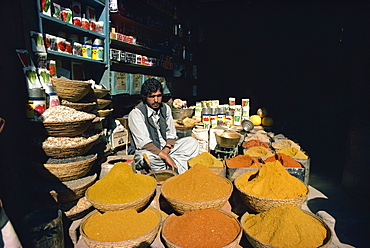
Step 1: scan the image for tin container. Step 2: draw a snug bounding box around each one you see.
[92,39,104,60]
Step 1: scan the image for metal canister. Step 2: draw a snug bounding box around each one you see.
[27,88,46,120]
[225,110,234,126]
[92,38,104,60]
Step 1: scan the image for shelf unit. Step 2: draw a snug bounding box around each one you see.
[36,0,110,83]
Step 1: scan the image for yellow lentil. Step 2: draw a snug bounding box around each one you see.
[242,205,327,248]
[162,163,231,202]
[87,162,156,203]
[83,208,159,242]
[235,160,308,199]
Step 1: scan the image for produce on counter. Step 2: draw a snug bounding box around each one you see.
[242,139,270,149]
[278,147,308,159]
[256,107,268,118]
[242,205,327,248]
[261,116,274,126]
[83,208,160,242]
[234,160,308,199]
[161,163,231,202]
[87,162,156,204]
[243,146,274,157]
[163,208,240,248]
[272,139,301,150]
[225,154,262,168]
[264,153,303,168]
[188,152,224,168]
[249,115,261,126]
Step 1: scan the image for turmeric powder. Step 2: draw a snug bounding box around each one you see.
[161,163,231,202]
[242,205,327,248]
[83,208,160,242]
[243,146,274,157]
[188,152,224,167]
[87,162,156,203]
[163,208,240,248]
[278,147,308,159]
[225,154,262,168]
[235,160,307,199]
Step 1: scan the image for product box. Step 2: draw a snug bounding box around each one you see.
[110,49,120,61]
[109,129,128,149]
[111,71,131,95]
[130,74,144,95]
[71,1,81,18]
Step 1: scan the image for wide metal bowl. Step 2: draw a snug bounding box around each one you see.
[215,131,242,148]
[171,108,194,120]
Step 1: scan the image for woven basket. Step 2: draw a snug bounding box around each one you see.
[60,196,94,221]
[241,210,333,248]
[162,209,243,248]
[43,173,97,204]
[43,116,95,137]
[42,133,101,158]
[80,206,161,248]
[97,109,113,117]
[33,154,97,182]
[234,180,308,213]
[51,77,92,102]
[61,100,97,112]
[160,176,233,214]
[85,176,157,212]
[96,99,111,110]
[93,88,110,99]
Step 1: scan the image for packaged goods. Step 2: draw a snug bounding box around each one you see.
[161,163,230,202]
[235,160,308,199]
[87,162,156,204]
[163,208,240,248]
[242,205,327,248]
[83,208,159,242]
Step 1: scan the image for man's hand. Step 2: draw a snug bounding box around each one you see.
[158,150,178,171]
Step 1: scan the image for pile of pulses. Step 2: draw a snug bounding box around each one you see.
[42,133,99,148]
[40,105,95,122]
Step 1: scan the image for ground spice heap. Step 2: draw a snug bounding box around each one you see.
[226,154,262,168]
[163,208,240,248]
[188,152,224,167]
[272,139,301,150]
[242,205,327,248]
[83,208,159,242]
[235,160,308,199]
[161,163,231,202]
[87,162,156,203]
[264,153,302,168]
[243,146,274,157]
[278,147,308,159]
[243,139,270,149]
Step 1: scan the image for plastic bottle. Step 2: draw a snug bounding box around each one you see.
[82,37,92,59]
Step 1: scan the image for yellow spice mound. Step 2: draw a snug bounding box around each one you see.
[84,208,159,242]
[235,160,308,199]
[243,146,274,157]
[162,163,231,202]
[87,162,156,203]
[278,147,308,159]
[188,152,224,167]
[272,139,301,150]
[243,205,327,248]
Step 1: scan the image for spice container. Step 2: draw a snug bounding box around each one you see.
[202,108,211,130]
[91,38,104,60]
[225,110,234,126]
[210,107,218,128]
[27,88,46,120]
[82,38,92,59]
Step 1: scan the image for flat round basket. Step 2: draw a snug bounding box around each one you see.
[32,153,98,182]
[162,209,243,248]
[93,88,110,99]
[43,116,95,137]
[85,177,157,212]
[160,176,233,214]
[61,100,97,112]
[97,109,113,117]
[51,77,92,102]
[234,182,308,213]
[96,99,111,110]
[241,210,333,248]
[80,206,161,248]
[60,196,94,221]
[41,132,101,158]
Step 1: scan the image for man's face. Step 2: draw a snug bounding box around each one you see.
[145,90,163,110]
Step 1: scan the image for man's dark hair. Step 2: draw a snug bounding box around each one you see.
[141,78,163,100]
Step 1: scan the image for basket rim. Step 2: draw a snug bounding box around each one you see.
[85,175,157,207]
[79,205,162,244]
[234,175,309,201]
[41,153,98,167]
[42,115,96,124]
[160,175,233,204]
[162,209,243,248]
[241,209,333,248]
